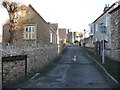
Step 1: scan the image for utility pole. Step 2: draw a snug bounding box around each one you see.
[99,24,106,64]
[102,32,105,64]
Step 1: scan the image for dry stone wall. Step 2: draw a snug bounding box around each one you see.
[2,44,65,84]
[2,60,25,84]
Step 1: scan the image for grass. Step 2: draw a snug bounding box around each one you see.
[83,47,120,83]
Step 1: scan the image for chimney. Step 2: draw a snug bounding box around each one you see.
[20,5,27,17]
[103,4,109,12]
[68,29,70,33]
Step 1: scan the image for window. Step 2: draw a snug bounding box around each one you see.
[24,26,36,40]
[50,32,52,43]
[96,24,98,31]
[89,23,93,33]
[105,16,109,27]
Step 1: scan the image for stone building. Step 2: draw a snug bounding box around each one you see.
[50,23,59,44]
[3,4,50,46]
[0,34,2,43]
[49,24,57,44]
[66,29,76,43]
[58,28,67,44]
[84,37,94,48]
[109,4,120,61]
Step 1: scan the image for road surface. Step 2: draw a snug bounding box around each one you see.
[13,46,112,88]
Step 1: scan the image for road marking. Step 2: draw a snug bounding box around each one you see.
[87,54,119,85]
[73,55,77,62]
[29,73,40,81]
[17,88,21,90]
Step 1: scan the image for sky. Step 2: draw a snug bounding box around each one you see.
[0,0,117,41]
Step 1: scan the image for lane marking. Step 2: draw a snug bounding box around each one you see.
[29,73,40,81]
[73,55,77,62]
[87,54,119,85]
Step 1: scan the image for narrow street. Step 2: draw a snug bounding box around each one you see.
[1,1,120,89]
[14,46,111,88]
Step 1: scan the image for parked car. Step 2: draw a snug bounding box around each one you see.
[66,43,72,47]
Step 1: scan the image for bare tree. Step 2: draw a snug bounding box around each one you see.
[2,1,21,44]
[78,32,83,39]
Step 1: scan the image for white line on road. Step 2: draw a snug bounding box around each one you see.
[29,73,40,81]
[73,55,77,62]
[87,54,119,85]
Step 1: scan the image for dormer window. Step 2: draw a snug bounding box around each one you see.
[24,25,36,40]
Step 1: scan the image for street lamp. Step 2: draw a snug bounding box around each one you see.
[99,23,107,64]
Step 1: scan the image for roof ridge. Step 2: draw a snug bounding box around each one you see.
[93,3,115,23]
[28,4,47,24]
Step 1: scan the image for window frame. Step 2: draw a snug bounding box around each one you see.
[95,24,98,31]
[50,32,53,43]
[105,15,109,27]
[24,25,36,40]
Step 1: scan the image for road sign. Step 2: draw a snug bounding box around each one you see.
[99,26,107,33]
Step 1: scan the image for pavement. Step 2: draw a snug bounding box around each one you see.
[10,46,115,88]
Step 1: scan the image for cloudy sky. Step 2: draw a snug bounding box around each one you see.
[0,0,117,40]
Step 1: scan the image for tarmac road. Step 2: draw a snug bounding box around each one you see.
[13,46,112,88]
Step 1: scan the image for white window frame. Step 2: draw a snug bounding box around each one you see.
[96,24,98,31]
[50,32,53,43]
[24,26,36,40]
[105,16,109,27]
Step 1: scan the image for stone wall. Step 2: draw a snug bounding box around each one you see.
[2,44,65,84]
[110,6,120,61]
[0,44,2,89]
[2,60,25,84]
[104,49,111,57]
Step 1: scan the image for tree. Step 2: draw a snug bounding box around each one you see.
[74,40,78,43]
[2,1,22,44]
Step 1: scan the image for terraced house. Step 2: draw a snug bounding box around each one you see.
[87,1,120,61]
[92,3,115,56]
[3,4,51,46]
